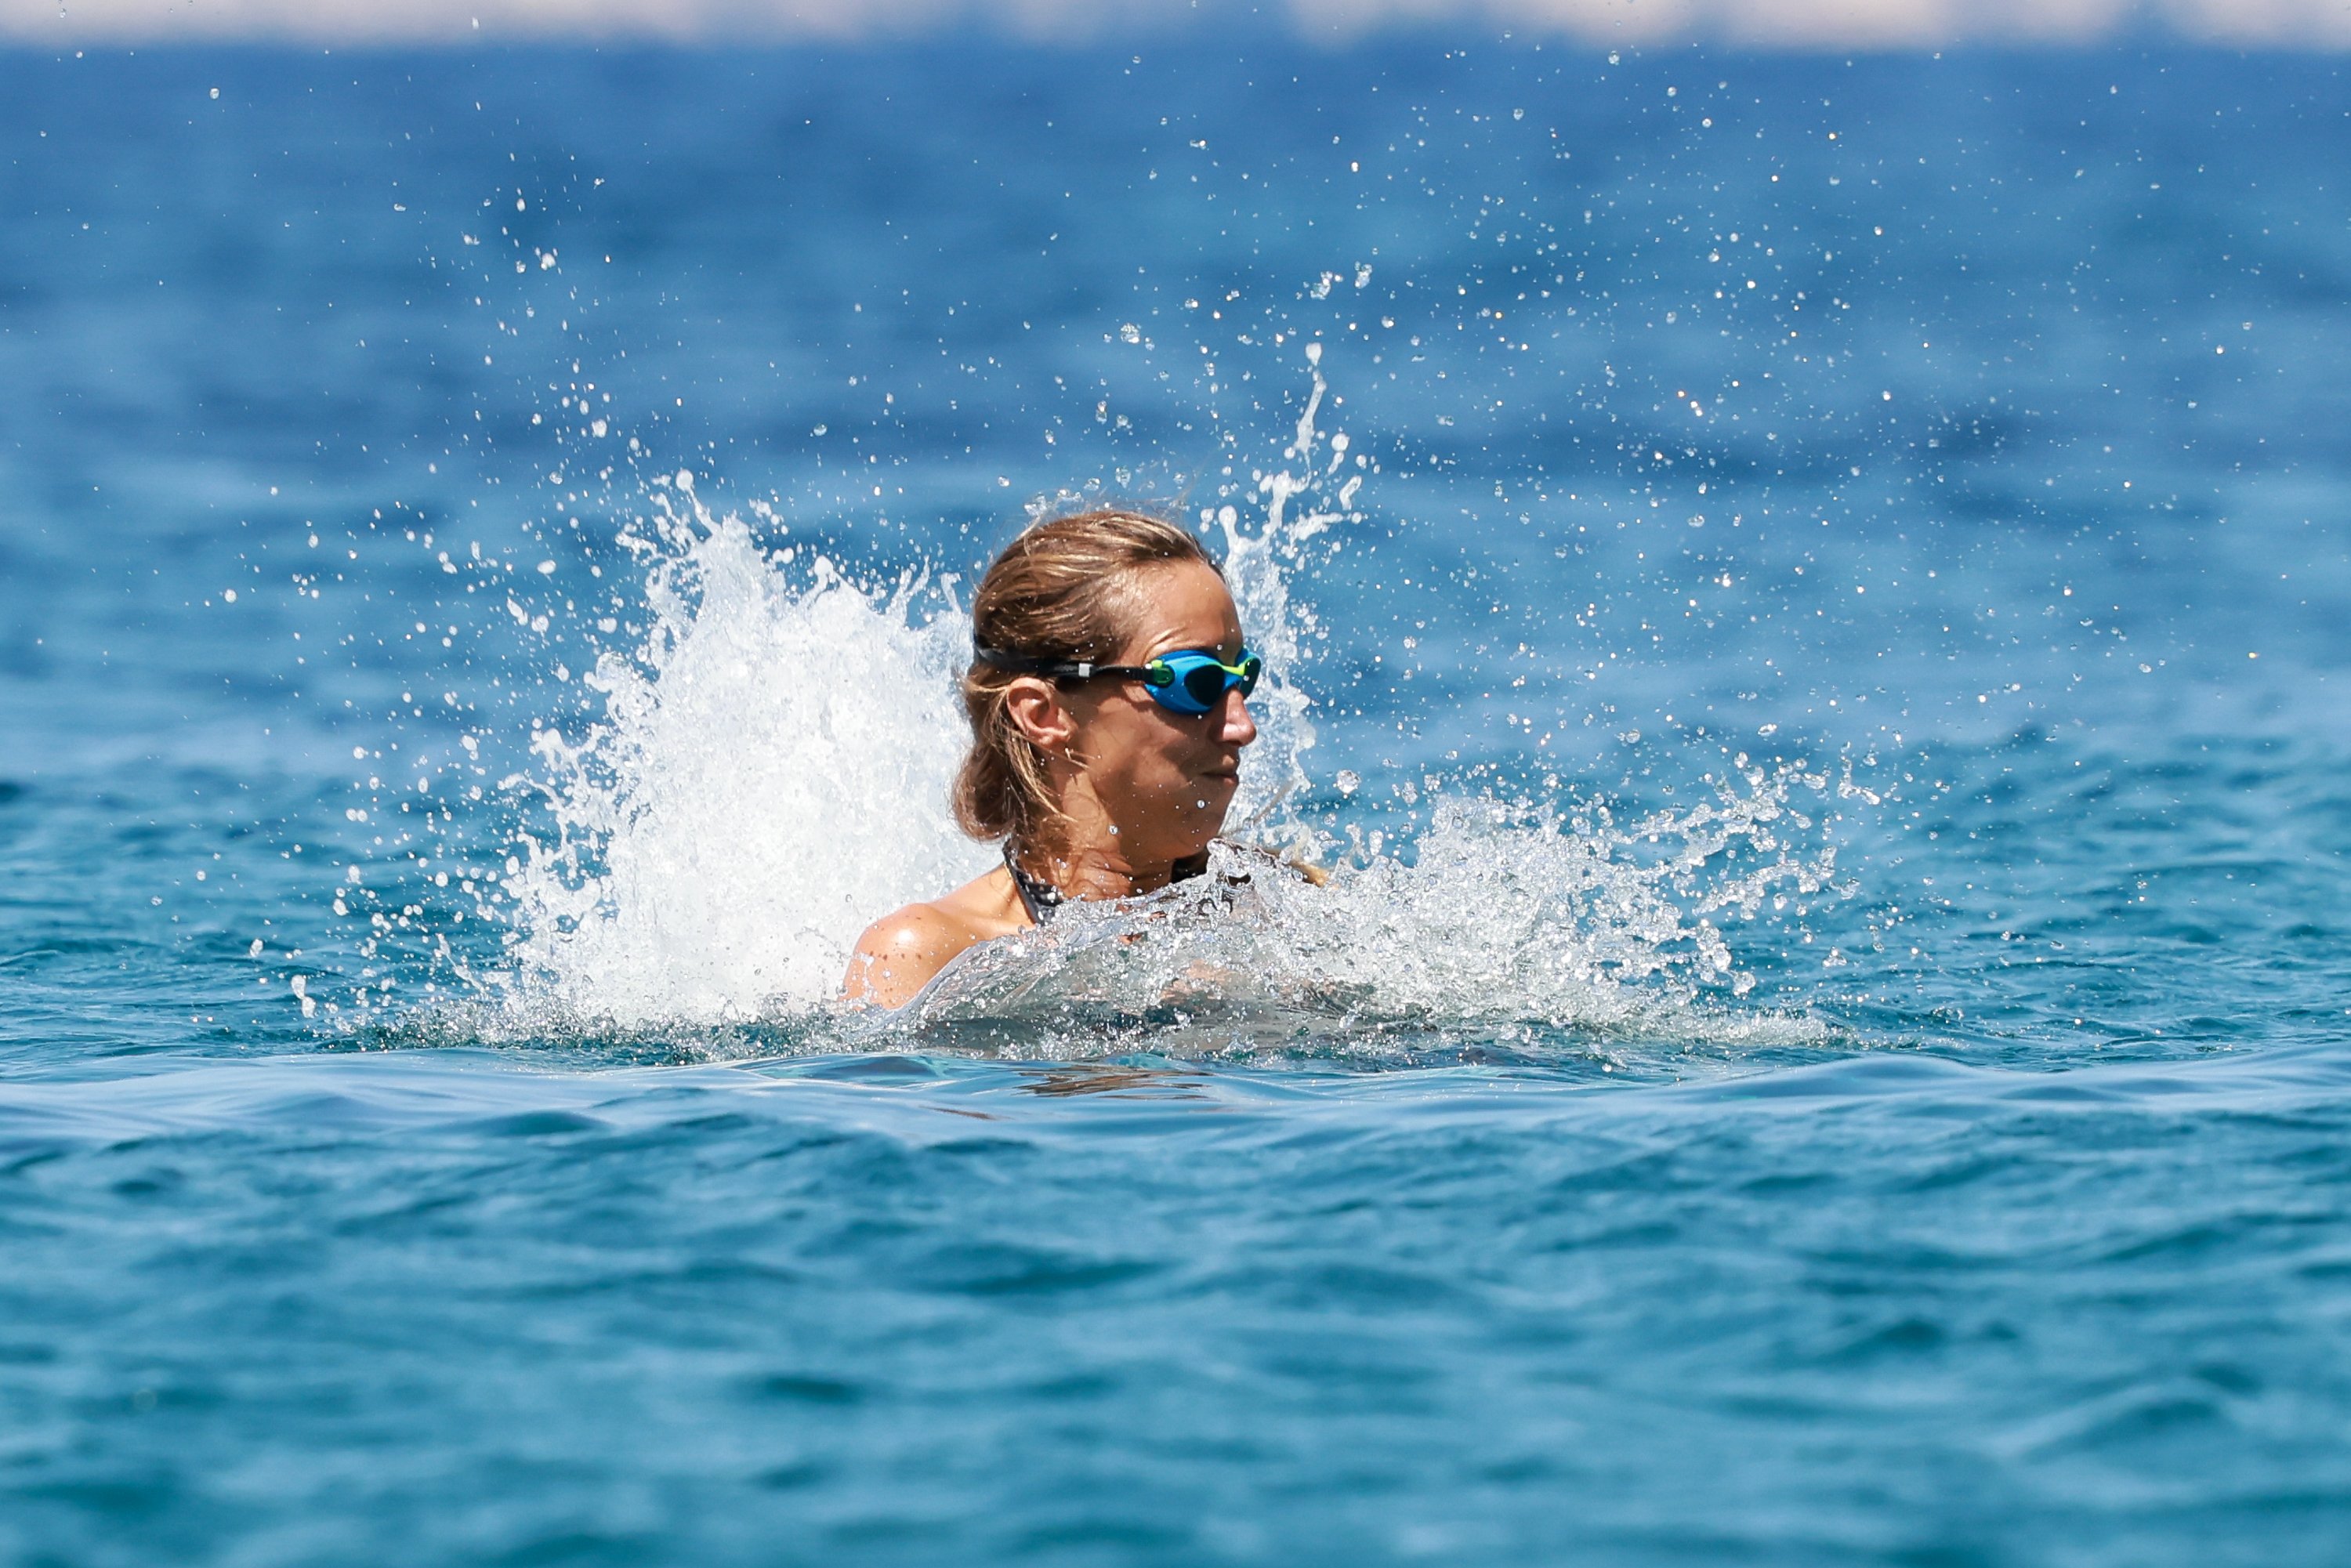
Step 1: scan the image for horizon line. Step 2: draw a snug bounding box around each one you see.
[5,0,2349,49]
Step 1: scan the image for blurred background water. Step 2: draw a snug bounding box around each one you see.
[3,24,2349,1566]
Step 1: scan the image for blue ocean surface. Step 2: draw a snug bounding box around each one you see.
[4,36,2350,1565]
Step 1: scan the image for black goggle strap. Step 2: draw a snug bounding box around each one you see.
[973,646,1259,693]
[972,646,1139,683]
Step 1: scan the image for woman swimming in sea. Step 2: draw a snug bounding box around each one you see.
[842,508,1267,1008]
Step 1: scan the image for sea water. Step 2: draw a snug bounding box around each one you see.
[3,39,2349,1565]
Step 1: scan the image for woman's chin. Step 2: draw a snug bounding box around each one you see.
[1199,776,1241,816]
[1126,780,1238,862]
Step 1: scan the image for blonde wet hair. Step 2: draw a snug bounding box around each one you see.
[952,508,1217,849]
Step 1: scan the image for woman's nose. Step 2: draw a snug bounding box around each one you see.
[1221,690,1259,747]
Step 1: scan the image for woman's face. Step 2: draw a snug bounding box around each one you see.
[1063,559,1259,865]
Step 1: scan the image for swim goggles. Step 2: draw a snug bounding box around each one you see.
[975,645,1264,716]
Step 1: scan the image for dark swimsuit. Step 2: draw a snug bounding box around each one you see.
[1002,842,1067,926]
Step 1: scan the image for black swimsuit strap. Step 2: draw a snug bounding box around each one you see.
[1004,841,1065,926]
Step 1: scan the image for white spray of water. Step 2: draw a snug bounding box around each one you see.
[1208,341,1343,850]
[492,479,985,1024]
[889,789,1841,1063]
[475,368,1849,1055]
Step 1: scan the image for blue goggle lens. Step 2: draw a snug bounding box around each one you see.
[1142,649,1262,715]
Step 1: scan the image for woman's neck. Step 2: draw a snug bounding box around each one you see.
[1015,835,1203,901]
[1020,769,1213,900]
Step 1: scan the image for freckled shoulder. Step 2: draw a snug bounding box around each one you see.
[842,902,974,1009]
[842,870,1028,1010]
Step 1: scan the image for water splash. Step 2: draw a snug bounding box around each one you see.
[491,482,984,1025]
[1210,339,1346,853]
[457,364,1853,1059]
[884,789,1842,1066]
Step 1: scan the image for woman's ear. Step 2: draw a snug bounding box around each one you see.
[1002,676,1077,756]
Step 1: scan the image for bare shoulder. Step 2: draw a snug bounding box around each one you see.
[842,902,974,1010]
[841,869,1025,1010]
